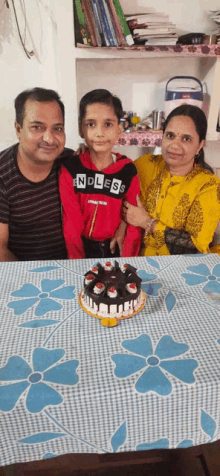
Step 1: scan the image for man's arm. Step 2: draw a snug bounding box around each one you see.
[0,223,17,261]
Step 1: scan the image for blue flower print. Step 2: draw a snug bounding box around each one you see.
[182,264,220,294]
[0,348,79,412]
[138,270,162,296]
[111,335,198,396]
[7,279,75,316]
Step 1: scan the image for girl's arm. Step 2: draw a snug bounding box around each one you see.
[59,166,85,259]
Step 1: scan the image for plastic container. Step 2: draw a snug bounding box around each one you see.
[164,76,204,118]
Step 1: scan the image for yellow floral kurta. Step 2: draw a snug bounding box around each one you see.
[135,153,220,256]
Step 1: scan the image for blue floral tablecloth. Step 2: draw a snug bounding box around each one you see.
[1,254,220,466]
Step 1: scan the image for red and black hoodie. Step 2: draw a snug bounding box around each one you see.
[59,149,141,258]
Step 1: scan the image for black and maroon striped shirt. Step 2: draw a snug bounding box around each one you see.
[0,144,74,261]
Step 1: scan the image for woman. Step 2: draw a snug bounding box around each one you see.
[123,104,220,255]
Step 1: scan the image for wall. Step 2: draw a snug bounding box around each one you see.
[0,0,61,149]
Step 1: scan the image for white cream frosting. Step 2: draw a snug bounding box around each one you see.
[81,291,145,319]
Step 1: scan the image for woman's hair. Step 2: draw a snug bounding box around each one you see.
[79,89,123,124]
[163,104,213,173]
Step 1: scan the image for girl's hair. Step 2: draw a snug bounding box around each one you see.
[79,89,123,124]
[163,104,213,173]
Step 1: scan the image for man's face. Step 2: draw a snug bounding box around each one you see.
[15,99,66,164]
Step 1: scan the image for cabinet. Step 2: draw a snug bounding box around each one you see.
[53,0,220,166]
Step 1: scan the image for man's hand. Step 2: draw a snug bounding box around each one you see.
[0,223,17,261]
[123,195,150,229]
[75,143,87,155]
[110,221,127,256]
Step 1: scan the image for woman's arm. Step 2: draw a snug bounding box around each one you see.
[123,195,152,230]
[124,181,220,255]
[121,177,143,257]
[151,182,220,254]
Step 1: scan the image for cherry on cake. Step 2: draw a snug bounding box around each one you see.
[79,261,146,327]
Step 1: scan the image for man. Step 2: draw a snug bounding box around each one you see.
[0,87,74,261]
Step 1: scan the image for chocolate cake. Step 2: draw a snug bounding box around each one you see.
[79,261,146,327]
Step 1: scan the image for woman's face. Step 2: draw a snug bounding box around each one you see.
[161,115,205,173]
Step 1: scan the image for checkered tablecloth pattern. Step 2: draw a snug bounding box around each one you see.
[1,254,220,466]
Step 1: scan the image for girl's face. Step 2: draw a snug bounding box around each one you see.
[162,115,205,174]
[80,103,122,155]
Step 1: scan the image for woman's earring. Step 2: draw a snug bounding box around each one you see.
[195,150,201,159]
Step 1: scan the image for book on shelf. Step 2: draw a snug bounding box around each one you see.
[125,13,169,23]
[73,0,91,45]
[81,0,98,46]
[103,0,119,45]
[128,20,175,29]
[74,0,136,47]
[134,36,177,45]
[97,0,116,46]
[91,0,112,46]
[91,0,106,45]
[133,28,176,36]
[111,0,134,45]
[135,33,177,39]
[107,0,126,45]
[146,38,177,45]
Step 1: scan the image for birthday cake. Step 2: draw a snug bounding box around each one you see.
[79,261,146,327]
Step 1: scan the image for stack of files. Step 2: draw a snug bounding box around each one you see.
[125,12,177,45]
[74,0,134,47]
[208,10,220,43]
[209,10,220,45]
[209,10,220,25]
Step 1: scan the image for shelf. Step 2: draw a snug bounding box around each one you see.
[116,131,163,147]
[76,44,220,60]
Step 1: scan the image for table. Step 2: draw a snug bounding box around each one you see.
[1,254,220,469]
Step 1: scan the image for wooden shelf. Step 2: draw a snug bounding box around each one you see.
[116,131,163,147]
[76,44,220,59]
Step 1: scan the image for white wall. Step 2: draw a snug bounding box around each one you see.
[0,0,60,149]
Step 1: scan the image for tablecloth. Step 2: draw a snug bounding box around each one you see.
[1,254,220,466]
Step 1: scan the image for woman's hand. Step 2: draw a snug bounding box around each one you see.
[123,195,150,229]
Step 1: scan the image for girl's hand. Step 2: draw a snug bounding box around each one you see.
[110,221,127,256]
[123,195,150,229]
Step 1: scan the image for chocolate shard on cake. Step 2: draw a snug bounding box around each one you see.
[79,261,146,326]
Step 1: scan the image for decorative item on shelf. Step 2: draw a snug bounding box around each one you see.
[152,110,164,131]
[121,111,135,132]
[121,109,164,134]
[177,33,205,45]
[131,114,141,131]
[203,35,217,45]
[164,76,204,118]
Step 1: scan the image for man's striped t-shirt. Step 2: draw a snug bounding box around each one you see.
[0,144,74,261]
